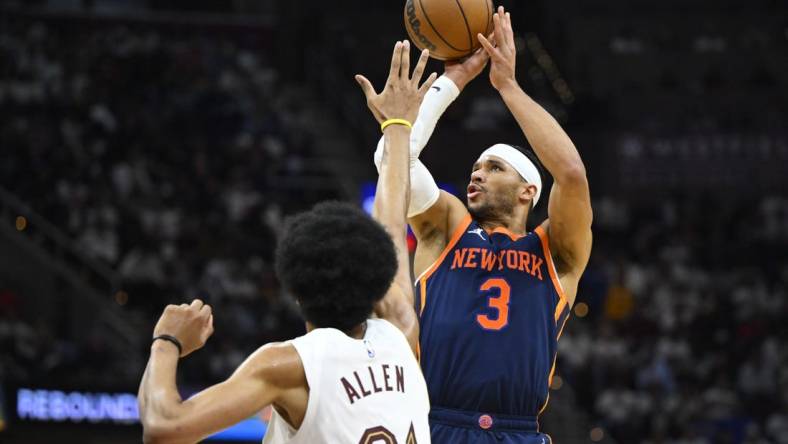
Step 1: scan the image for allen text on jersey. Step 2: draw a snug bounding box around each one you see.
[340,364,405,404]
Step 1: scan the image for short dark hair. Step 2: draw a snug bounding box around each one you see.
[275,201,397,332]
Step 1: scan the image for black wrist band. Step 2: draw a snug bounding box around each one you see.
[153,334,182,355]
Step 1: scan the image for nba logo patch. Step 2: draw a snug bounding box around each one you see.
[363,339,375,358]
[478,414,493,429]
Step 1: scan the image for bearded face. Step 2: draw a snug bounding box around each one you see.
[467,156,534,223]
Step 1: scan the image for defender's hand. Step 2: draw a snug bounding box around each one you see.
[443,36,492,92]
[153,299,214,357]
[477,6,517,92]
[355,40,438,125]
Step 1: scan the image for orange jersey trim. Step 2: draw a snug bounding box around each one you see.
[419,278,427,317]
[538,354,559,416]
[534,225,569,322]
[418,214,473,284]
[417,214,472,321]
[488,226,525,241]
[554,298,568,323]
[536,225,570,418]
[538,392,550,418]
[556,307,570,340]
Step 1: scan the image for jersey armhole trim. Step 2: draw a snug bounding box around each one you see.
[556,309,570,340]
[414,213,473,285]
[534,225,569,321]
[538,353,559,418]
[287,339,321,441]
[418,278,427,317]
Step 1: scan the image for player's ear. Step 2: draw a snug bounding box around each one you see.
[519,183,536,204]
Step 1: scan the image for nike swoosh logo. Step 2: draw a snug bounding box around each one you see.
[431,86,441,92]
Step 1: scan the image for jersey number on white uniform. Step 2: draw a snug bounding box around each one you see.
[358,423,418,444]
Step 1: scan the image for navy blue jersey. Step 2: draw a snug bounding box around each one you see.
[416,215,570,418]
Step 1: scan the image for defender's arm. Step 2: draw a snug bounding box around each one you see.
[357,41,437,352]
[373,124,420,351]
[139,341,302,444]
[371,50,489,275]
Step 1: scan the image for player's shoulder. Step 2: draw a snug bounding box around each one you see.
[367,318,409,342]
[529,219,554,251]
[411,190,469,241]
[443,191,472,233]
[366,319,421,362]
[245,342,306,390]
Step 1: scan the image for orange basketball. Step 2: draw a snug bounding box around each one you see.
[404,0,494,61]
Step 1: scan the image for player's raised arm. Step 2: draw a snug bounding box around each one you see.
[370,45,489,217]
[138,300,302,444]
[478,7,592,306]
[368,45,491,277]
[355,40,436,353]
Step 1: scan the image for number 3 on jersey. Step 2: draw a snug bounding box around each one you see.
[476,278,511,330]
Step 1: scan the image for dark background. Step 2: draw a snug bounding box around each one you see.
[0,0,786,442]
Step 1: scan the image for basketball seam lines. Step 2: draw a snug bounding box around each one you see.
[453,0,473,52]
[417,0,467,53]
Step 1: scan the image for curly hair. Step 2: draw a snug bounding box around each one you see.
[275,201,397,332]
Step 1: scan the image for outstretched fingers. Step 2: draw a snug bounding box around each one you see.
[388,41,404,83]
[478,33,503,62]
[355,74,377,100]
[504,12,515,55]
[476,33,493,62]
[400,40,411,80]
[410,48,430,85]
[418,72,439,97]
[493,8,507,50]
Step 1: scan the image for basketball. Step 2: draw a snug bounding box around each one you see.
[404,0,494,61]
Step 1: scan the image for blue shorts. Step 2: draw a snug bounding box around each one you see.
[429,407,553,444]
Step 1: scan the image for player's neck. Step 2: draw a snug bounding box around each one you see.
[345,321,368,339]
[477,212,528,235]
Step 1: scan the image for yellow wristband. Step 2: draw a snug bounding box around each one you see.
[381,118,413,132]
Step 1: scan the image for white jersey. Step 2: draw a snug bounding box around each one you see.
[262,318,431,444]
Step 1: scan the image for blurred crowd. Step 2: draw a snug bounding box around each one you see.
[561,195,788,443]
[1,6,787,444]
[0,17,335,388]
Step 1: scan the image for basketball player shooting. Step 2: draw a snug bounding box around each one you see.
[137,41,437,444]
[372,6,593,444]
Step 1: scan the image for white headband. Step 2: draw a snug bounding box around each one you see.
[477,144,542,207]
